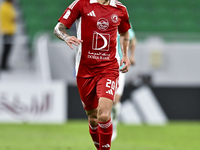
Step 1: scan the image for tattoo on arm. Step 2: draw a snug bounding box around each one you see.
[124,38,130,41]
[54,23,69,41]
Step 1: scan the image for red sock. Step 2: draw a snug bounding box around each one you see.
[89,124,99,150]
[98,119,113,150]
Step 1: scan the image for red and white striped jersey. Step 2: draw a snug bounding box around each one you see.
[58,0,130,77]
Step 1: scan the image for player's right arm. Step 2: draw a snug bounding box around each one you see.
[54,22,82,49]
[54,0,83,49]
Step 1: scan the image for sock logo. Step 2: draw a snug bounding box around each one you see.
[102,144,110,148]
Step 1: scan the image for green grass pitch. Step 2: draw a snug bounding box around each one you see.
[0,120,200,150]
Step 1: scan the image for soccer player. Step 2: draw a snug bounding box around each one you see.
[111,23,137,141]
[54,0,131,149]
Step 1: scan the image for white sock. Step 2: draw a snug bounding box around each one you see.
[112,102,121,122]
[111,102,121,141]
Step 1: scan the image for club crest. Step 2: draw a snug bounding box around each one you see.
[111,14,118,23]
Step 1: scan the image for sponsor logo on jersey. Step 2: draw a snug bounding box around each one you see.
[92,31,110,51]
[111,14,118,23]
[87,10,96,17]
[97,18,109,31]
[102,144,111,148]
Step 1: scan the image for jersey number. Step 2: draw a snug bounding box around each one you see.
[106,79,115,90]
[106,79,115,96]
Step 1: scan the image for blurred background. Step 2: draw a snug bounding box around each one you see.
[0,0,200,124]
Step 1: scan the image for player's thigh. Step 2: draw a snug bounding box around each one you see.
[98,97,113,115]
[116,71,125,96]
[76,77,98,110]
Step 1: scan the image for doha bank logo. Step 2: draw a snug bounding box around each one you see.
[92,31,110,51]
[97,18,109,31]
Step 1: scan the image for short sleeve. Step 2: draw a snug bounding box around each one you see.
[118,7,131,34]
[58,0,82,29]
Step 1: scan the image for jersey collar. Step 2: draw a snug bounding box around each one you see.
[90,0,117,7]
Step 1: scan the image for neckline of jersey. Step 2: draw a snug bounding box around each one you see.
[90,0,116,7]
[98,0,110,5]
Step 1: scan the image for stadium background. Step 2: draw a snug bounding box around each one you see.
[0,0,200,149]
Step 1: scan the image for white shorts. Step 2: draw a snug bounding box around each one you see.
[116,71,125,96]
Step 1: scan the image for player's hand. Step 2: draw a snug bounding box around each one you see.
[120,56,131,73]
[129,56,135,65]
[64,36,83,49]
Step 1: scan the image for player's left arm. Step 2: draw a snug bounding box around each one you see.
[119,31,131,73]
[129,37,137,65]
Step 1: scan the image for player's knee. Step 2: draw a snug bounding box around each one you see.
[86,108,98,125]
[88,116,98,126]
[98,113,110,122]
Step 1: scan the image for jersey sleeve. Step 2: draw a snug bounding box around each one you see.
[58,0,82,29]
[118,7,131,34]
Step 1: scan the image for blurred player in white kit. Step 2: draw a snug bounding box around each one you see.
[111,23,137,141]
